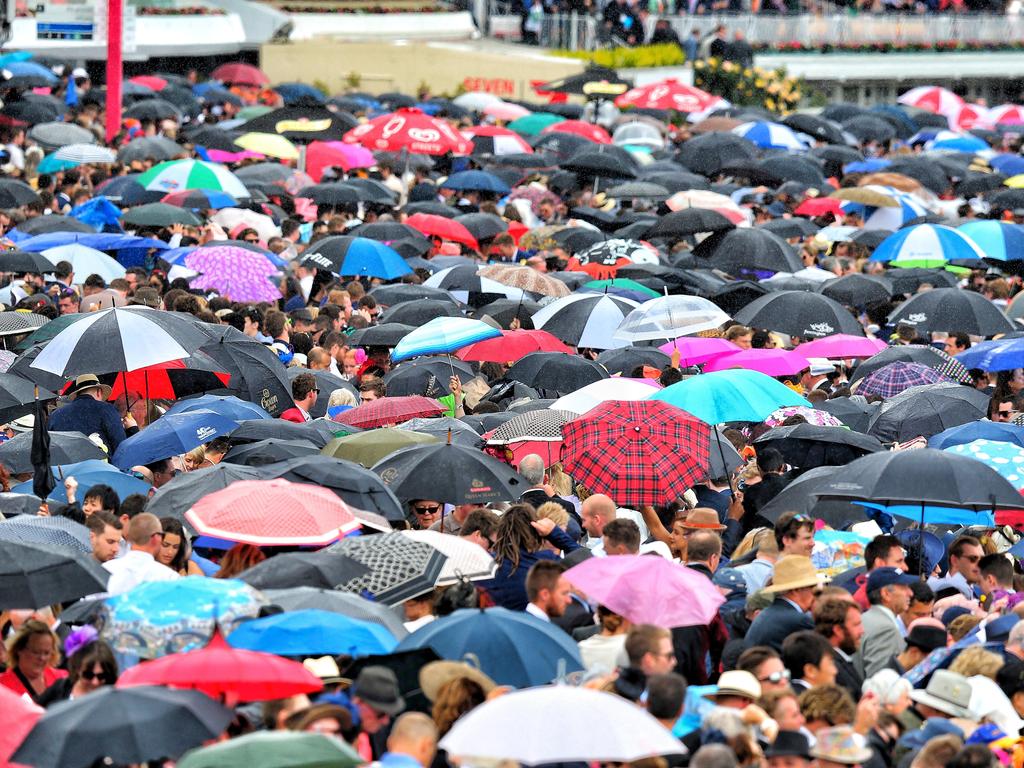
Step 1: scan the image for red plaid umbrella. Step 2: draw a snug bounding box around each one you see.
[343,108,472,156]
[456,329,570,363]
[335,395,446,429]
[117,628,322,704]
[541,120,612,144]
[561,400,711,506]
[405,213,479,250]
[185,478,360,546]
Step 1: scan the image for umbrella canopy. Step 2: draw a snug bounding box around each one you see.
[850,344,970,385]
[650,369,811,424]
[551,378,660,414]
[212,62,269,85]
[870,224,986,268]
[855,361,947,399]
[261,587,409,638]
[958,220,1024,262]
[228,609,397,657]
[504,352,609,394]
[111,409,239,470]
[561,400,710,507]
[328,532,448,605]
[645,208,736,239]
[693,228,803,274]
[702,348,811,377]
[945,439,1024,492]
[615,295,732,342]
[594,346,671,375]
[12,686,233,768]
[344,108,471,155]
[177,731,362,768]
[868,382,990,443]
[818,274,895,306]
[334,395,447,429]
[396,606,583,687]
[616,79,718,112]
[138,159,248,198]
[0,684,42,768]
[185,246,281,304]
[477,264,571,297]
[531,293,640,349]
[221,438,319,467]
[402,529,497,584]
[391,316,501,363]
[732,121,808,150]
[929,421,1024,451]
[753,423,884,468]
[955,336,1024,372]
[888,288,1015,336]
[440,685,684,765]
[0,539,108,609]
[323,428,440,469]
[0,429,104,474]
[236,549,371,591]
[733,290,862,339]
[456,329,570,363]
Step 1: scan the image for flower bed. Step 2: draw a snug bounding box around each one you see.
[694,57,802,112]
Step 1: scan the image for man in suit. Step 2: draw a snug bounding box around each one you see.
[857,567,916,678]
[814,597,864,700]
[781,631,837,695]
[745,556,825,652]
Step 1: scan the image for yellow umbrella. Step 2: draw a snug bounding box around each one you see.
[234,132,299,160]
[1004,174,1024,189]
[829,187,900,207]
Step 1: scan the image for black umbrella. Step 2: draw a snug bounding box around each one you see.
[561,151,637,180]
[15,215,92,235]
[0,539,108,609]
[782,113,846,145]
[757,218,820,241]
[537,67,631,95]
[815,397,879,433]
[887,160,952,195]
[677,133,757,176]
[379,299,462,326]
[348,323,417,347]
[987,189,1024,213]
[718,160,783,187]
[122,203,201,228]
[0,373,55,423]
[817,448,1024,511]
[384,358,474,397]
[370,284,456,306]
[124,98,182,122]
[605,181,670,200]
[237,550,370,590]
[197,326,292,418]
[237,105,356,142]
[734,290,863,339]
[286,368,356,418]
[1,98,60,125]
[118,136,183,164]
[594,346,671,375]
[555,228,609,255]
[146,462,262,521]
[711,280,772,314]
[753,424,884,468]
[401,417,484,449]
[472,298,543,329]
[350,221,428,242]
[758,156,827,188]
[460,412,518,433]
[504,351,608,395]
[818,274,895,306]
[956,172,1007,198]
[530,132,594,162]
[223,438,320,466]
[883,266,958,294]
[455,212,508,242]
[12,686,233,768]
[227,419,331,448]
[296,183,361,206]
[0,179,41,208]
[0,249,56,273]
[341,648,440,715]
[867,382,990,443]
[371,442,529,505]
[403,201,457,218]
[639,170,710,193]
[694,228,803,275]
[888,288,1015,336]
[328,532,447,605]
[262,586,409,638]
[645,208,736,239]
[0,430,107,474]
[841,115,896,143]
[759,466,870,527]
[810,145,864,176]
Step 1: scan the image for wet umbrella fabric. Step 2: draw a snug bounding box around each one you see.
[867,383,991,443]
[504,352,609,394]
[0,513,91,552]
[177,731,363,768]
[734,291,863,339]
[261,587,409,638]
[0,539,108,609]
[0,430,105,473]
[753,424,884,468]
[888,288,1015,336]
[235,551,371,591]
[328,532,447,606]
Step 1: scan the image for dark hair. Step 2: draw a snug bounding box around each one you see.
[460,508,499,542]
[909,580,935,604]
[263,309,287,339]
[83,483,120,515]
[525,559,566,602]
[291,372,318,401]
[602,518,640,553]
[646,673,687,721]
[814,597,854,640]
[85,509,122,535]
[69,638,118,686]
[83,273,107,290]
[950,535,982,560]
[491,503,541,574]
[864,534,902,571]
[120,493,148,520]
[686,530,722,563]
[756,447,785,474]
[980,553,1014,589]
[358,376,386,399]
[158,517,191,573]
[736,645,780,675]
[774,510,814,550]
[782,631,833,682]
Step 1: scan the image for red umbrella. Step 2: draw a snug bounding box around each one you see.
[794,198,846,218]
[185,478,361,546]
[463,125,533,155]
[104,357,231,402]
[343,108,471,156]
[615,80,720,113]
[129,75,167,92]
[406,213,479,250]
[456,329,570,363]
[334,395,445,429]
[117,628,323,704]
[540,120,611,144]
[211,62,270,86]
[561,400,711,507]
[0,685,41,768]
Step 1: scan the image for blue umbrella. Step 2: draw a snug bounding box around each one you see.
[42,243,126,283]
[992,154,1024,176]
[111,409,241,470]
[395,606,584,688]
[165,394,272,422]
[6,60,58,84]
[957,220,1024,262]
[69,197,124,232]
[869,224,985,268]
[843,159,891,174]
[927,132,990,153]
[273,82,326,106]
[956,337,1024,372]
[227,609,397,657]
[303,237,411,280]
[929,420,1024,451]
[855,501,995,527]
[391,316,502,363]
[648,369,811,424]
[11,459,152,501]
[945,439,1024,491]
[731,121,807,151]
[440,170,511,196]
[13,232,170,252]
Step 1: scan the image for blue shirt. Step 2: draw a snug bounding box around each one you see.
[48,396,128,453]
[378,754,423,768]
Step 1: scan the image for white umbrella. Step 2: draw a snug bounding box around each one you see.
[551,378,660,415]
[401,529,496,585]
[439,685,685,765]
[453,92,504,112]
[53,144,117,165]
[614,295,731,342]
[42,243,126,283]
[211,208,281,242]
[532,294,639,350]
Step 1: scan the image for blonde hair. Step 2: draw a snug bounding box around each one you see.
[535,501,569,530]
[949,645,1004,679]
[546,463,572,497]
[948,614,983,642]
[327,388,358,409]
[7,619,60,669]
[733,528,777,561]
[184,445,205,468]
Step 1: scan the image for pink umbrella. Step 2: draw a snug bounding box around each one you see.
[659,337,739,366]
[564,555,725,628]
[764,405,844,427]
[797,334,886,359]
[206,149,264,163]
[703,348,810,377]
[0,685,42,768]
[483,102,532,122]
[184,246,281,304]
[306,141,375,182]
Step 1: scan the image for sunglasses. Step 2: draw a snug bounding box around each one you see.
[758,669,791,684]
[414,506,440,515]
[79,669,114,684]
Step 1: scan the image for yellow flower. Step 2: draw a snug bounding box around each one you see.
[765,98,775,110]
[743,68,753,77]
[755,79,766,88]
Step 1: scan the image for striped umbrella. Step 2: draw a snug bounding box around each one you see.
[957,220,1024,262]
[870,224,986,268]
[53,144,117,165]
[731,121,808,151]
[898,86,964,117]
[391,317,501,363]
[139,159,249,198]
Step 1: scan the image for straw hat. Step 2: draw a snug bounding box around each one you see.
[811,726,874,765]
[680,508,726,532]
[763,555,830,593]
[419,659,496,703]
[303,656,348,686]
[67,374,112,401]
[702,670,761,702]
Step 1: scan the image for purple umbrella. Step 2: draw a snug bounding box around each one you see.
[564,555,724,629]
[184,246,281,304]
[856,361,947,399]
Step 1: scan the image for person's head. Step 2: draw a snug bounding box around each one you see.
[385,713,438,768]
[949,644,1004,680]
[815,598,864,656]
[291,372,319,411]
[900,620,949,670]
[68,638,118,696]
[945,332,971,357]
[864,534,907,572]
[782,631,837,687]
[358,376,386,402]
[580,493,616,538]
[125,512,164,555]
[861,668,912,714]
[646,672,687,724]
[725,324,753,350]
[86,509,122,563]
[686,530,723,571]
[910,735,964,768]
[215,543,266,579]
[949,535,984,584]
[491,503,543,572]
[769,556,824,612]
[6,619,60,677]
[797,684,855,734]
[738,646,790,692]
[409,499,442,529]
[459,508,499,551]
[144,457,176,489]
[525,560,571,618]
[774,511,815,557]
[284,703,354,740]
[991,394,1016,421]
[865,567,916,615]
[979,552,1014,595]
[81,483,119,517]
[757,447,786,476]
[760,690,805,732]
[996,655,1024,716]
[157,517,191,572]
[602,518,641,555]
[57,287,80,315]
[902,580,936,627]
[518,454,546,487]
[765,729,812,768]
[625,623,675,676]
[431,676,487,737]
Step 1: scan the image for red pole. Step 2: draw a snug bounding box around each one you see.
[104,0,123,144]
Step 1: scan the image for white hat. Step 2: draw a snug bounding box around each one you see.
[5,414,33,433]
[807,357,836,376]
[71,67,89,80]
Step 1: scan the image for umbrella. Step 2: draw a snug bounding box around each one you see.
[486,409,575,445]
[382,358,470,400]
[42,242,126,283]
[561,400,710,507]
[344,108,471,155]
[53,143,116,165]
[0,178,41,208]
[758,465,872,526]
[110,409,239,470]
[441,170,510,195]
[403,529,496,584]
[870,224,986,268]
[0,373,56,424]
[193,327,292,418]
[185,478,360,547]
[165,394,271,422]
[397,607,582,687]
[456,329,570,363]
[138,159,248,198]
[454,212,509,243]
[651,369,811,424]
[550,378,659,415]
[221,438,319,466]
[0,539,108,609]
[10,459,151,503]
[868,382,990,443]
[818,274,894,306]
[955,337,1024,372]
[855,361,947,399]
[333,395,446,430]
[0,431,105,474]
[177,731,362,768]
[212,61,269,85]
[784,113,847,144]
[851,344,970,385]
[694,228,803,275]
[379,299,463,327]
[0,685,42,767]
[236,549,370,591]
[796,335,888,361]
[957,220,1024,262]
[162,189,238,210]
[476,264,571,298]
[594,345,671,375]
[815,397,878,433]
[753,423,883,468]
[228,608,397,656]
[371,284,455,307]
[929,421,1024,451]
[322,428,440,469]
[644,208,736,239]
[702,348,811,377]
[400,417,482,449]
[732,121,808,150]
[185,245,281,304]
[371,442,529,504]
[27,121,95,150]
[329,532,447,605]
[504,352,609,394]
[146,462,263,521]
[888,288,1015,336]
[733,291,862,339]
[118,135,183,163]
[945,439,1024,492]
[391,316,501,364]
[532,293,640,349]
[261,586,409,638]
[616,79,718,113]
[615,295,732,342]
[0,249,59,273]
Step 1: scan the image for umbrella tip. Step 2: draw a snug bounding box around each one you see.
[447,428,453,446]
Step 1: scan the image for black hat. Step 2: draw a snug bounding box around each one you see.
[351,666,406,715]
[765,730,812,760]
[905,624,947,654]
[997,656,1024,698]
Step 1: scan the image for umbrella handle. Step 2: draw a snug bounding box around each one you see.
[714,427,734,498]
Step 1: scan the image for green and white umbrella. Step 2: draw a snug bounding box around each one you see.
[138,159,248,198]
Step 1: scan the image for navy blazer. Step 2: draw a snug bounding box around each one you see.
[744,598,814,651]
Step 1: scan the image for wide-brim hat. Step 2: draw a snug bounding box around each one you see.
[5,414,34,434]
[702,670,760,702]
[419,659,496,703]
[67,374,112,401]
[681,507,727,531]
[763,555,830,593]
[351,665,406,716]
[811,726,874,764]
[909,669,974,719]
[765,730,812,760]
[303,656,348,686]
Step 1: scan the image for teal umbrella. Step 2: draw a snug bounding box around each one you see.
[649,369,811,424]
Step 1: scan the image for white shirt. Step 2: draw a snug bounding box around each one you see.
[103,550,179,595]
[403,615,435,633]
[525,602,551,622]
